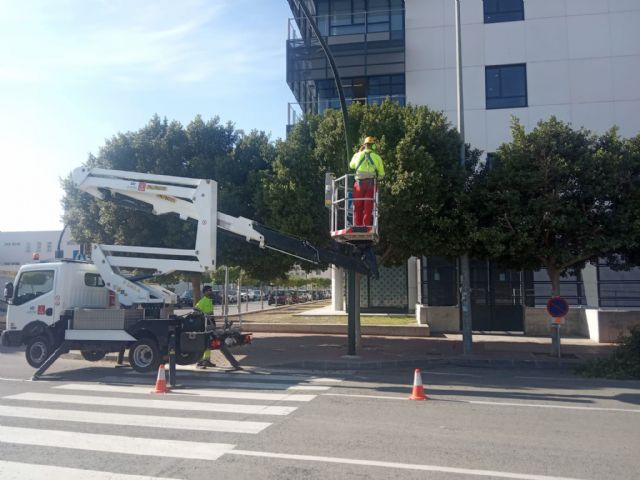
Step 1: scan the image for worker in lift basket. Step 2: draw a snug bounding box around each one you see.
[349,136,385,227]
[195,285,216,369]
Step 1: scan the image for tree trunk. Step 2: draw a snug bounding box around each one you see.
[191,274,202,304]
[548,268,561,297]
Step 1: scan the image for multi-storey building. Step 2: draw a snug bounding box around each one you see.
[0,230,80,286]
[286,0,640,335]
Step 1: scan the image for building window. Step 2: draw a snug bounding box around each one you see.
[315,0,403,37]
[25,242,31,253]
[483,0,524,24]
[36,241,42,252]
[485,64,527,109]
[46,242,52,253]
[317,74,405,112]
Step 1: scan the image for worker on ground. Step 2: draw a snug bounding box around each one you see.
[195,285,216,369]
[349,136,385,227]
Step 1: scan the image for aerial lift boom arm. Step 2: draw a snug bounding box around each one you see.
[72,167,374,305]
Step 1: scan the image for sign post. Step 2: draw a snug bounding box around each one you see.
[546,297,569,359]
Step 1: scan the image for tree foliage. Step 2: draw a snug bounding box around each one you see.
[470,117,640,294]
[262,100,479,267]
[61,115,291,283]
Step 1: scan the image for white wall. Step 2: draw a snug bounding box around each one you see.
[0,230,79,271]
[405,0,640,155]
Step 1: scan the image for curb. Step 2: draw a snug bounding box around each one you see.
[242,323,430,337]
[59,350,583,372]
[265,356,584,371]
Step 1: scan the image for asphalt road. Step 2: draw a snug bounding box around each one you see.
[0,346,639,480]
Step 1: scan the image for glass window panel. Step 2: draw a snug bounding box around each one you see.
[501,68,527,96]
[485,64,527,109]
[14,270,55,305]
[484,0,524,24]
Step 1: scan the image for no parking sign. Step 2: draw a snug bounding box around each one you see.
[546,296,569,325]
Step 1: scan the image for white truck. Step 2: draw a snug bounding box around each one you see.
[1,167,375,376]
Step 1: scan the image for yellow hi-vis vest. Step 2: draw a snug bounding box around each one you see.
[349,148,385,180]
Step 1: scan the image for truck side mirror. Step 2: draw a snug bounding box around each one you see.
[3,282,13,302]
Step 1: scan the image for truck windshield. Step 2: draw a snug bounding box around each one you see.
[13,270,55,306]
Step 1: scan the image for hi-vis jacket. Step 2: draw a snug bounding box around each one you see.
[349,148,385,180]
[195,296,214,314]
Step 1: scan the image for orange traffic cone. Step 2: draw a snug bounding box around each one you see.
[409,368,427,400]
[151,364,169,394]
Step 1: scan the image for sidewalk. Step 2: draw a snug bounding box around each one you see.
[223,302,615,370]
[4,303,617,372]
[218,332,614,371]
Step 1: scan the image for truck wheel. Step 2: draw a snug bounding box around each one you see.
[175,351,203,366]
[25,335,51,368]
[128,339,160,373]
[80,350,106,362]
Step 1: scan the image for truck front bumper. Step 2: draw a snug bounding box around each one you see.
[1,330,22,347]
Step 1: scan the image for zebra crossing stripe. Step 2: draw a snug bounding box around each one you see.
[121,371,343,384]
[308,377,343,383]
[0,426,235,460]
[54,383,316,402]
[4,392,297,416]
[287,385,331,391]
[0,405,270,434]
[98,376,329,391]
[0,460,181,480]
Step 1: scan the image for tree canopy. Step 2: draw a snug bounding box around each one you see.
[62,114,292,283]
[470,116,640,294]
[261,100,480,266]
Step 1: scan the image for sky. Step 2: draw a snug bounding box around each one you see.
[0,0,296,232]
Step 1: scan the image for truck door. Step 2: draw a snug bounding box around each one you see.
[9,269,57,328]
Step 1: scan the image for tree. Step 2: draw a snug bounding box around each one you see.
[61,115,291,291]
[261,100,479,267]
[471,117,637,295]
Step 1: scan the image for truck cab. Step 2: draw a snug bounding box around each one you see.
[2,261,110,349]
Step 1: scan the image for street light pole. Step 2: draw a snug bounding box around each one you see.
[455,0,473,355]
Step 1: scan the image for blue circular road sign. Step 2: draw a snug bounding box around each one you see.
[546,296,569,318]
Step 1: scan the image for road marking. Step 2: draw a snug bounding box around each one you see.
[122,371,343,384]
[0,425,234,460]
[228,450,587,480]
[324,393,640,412]
[514,376,575,381]
[4,392,297,416]
[323,393,405,400]
[99,376,329,391]
[308,377,343,383]
[54,383,316,402]
[423,371,480,377]
[469,400,640,413]
[287,385,331,391]
[0,405,270,434]
[0,377,29,383]
[0,460,182,480]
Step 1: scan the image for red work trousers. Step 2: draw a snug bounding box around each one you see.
[353,179,375,226]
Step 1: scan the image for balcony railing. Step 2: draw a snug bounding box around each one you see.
[288,94,406,127]
[288,8,404,43]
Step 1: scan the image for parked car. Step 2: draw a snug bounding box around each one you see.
[268,290,288,305]
[299,290,312,302]
[178,290,193,307]
[227,292,237,303]
[248,289,261,301]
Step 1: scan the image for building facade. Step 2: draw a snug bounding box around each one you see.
[0,230,80,286]
[286,0,640,330]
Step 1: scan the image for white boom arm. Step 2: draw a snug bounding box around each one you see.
[73,167,224,306]
[72,167,374,306]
